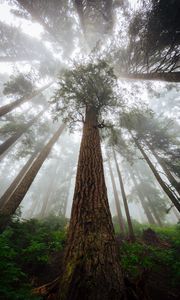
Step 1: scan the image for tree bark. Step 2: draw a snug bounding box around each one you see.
[0,82,53,117]
[131,133,180,212]
[113,149,135,241]
[129,169,156,225]
[119,72,180,83]
[0,109,45,160]
[0,123,65,230]
[107,157,125,235]
[59,107,125,300]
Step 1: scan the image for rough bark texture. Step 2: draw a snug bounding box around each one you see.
[0,124,65,230]
[107,157,125,235]
[0,82,53,117]
[131,134,180,212]
[59,108,125,300]
[113,149,135,241]
[129,170,156,225]
[119,72,180,83]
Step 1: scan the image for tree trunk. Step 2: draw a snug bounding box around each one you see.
[129,169,156,225]
[0,123,65,230]
[146,142,180,195]
[0,149,39,208]
[131,133,180,212]
[146,196,163,227]
[119,72,180,83]
[0,82,53,117]
[39,160,59,218]
[0,109,45,160]
[59,107,125,300]
[107,157,125,235]
[113,149,135,241]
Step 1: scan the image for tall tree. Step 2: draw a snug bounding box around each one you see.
[130,133,180,212]
[112,148,135,241]
[0,81,53,117]
[0,109,45,159]
[107,155,125,235]
[0,123,65,230]
[52,61,125,300]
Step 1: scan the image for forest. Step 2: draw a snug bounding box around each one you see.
[0,0,180,299]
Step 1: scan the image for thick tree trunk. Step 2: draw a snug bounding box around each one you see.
[59,108,125,300]
[113,149,135,241]
[0,82,53,117]
[129,170,156,225]
[146,142,180,195]
[0,123,65,230]
[119,72,180,83]
[107,157,125,235]
[131,134,180,212]
[0,149,39,208]
[0,109,45,160]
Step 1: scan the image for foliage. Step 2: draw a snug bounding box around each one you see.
[0,215,67,300]
[120,224,180,287]
[3,73,34,96]
[51,60,121,128]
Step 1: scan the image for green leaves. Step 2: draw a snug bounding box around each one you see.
[51,60,119,128]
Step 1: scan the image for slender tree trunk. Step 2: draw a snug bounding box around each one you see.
[59,107,125,300]
[39,160,59,218]
[113,149,135,241]
[0,109,45,160]
[129,169,156,225]
[146,196,163,227]
[0,149,39,208]
[131,133,180,212]
[0,123,65,230]
[146,142,180,195]
[119,72,180,83]
[0,82,53,117]
[107,157,125,235]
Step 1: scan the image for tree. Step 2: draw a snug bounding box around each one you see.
[106,154,125,235]
[0,80,53,117]
[0,21,53,62]
[0,123,65,231]
[112,149,135,241]
[0,109,45,159]
[52,60,125,300]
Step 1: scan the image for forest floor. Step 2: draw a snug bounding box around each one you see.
[0,215,179,300]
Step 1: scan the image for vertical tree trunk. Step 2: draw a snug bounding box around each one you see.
[131,133,180,212]
[146,196,163,227]
[39,160,59,218]
[113,149,135,241]
[0,109,45,160]
[59,107,125,300]
[107,157,125,235]
[129,169,156,225]
[0,123,65,230]
[0,82,53,117]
